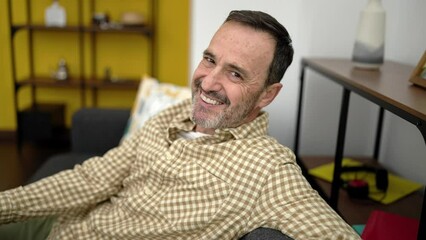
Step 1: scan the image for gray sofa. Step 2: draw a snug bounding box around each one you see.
[29,108,293,240]
[29,108,130,183]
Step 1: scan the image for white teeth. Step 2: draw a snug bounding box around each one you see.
[200,93,222,105]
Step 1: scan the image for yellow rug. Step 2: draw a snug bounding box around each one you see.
[308,158,423,204]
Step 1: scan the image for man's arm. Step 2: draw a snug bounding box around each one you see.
[0,134,138,224]
[248,161,361,240]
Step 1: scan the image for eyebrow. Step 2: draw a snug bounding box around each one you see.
[203,49,250,79]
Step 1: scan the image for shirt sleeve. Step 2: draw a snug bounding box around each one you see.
[0,132,138,224]
[248,161,361,240]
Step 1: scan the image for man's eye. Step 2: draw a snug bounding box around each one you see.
[204,56,215,64]
[231,71,242,79]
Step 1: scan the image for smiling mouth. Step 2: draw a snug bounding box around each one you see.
[200,92,224,105]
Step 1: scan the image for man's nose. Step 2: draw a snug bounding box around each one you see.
[201,68,223,92]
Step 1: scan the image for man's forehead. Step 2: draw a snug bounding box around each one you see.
[208,22,275,76]
[211,22,275,54]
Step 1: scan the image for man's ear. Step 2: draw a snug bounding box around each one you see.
[258,83,282,108]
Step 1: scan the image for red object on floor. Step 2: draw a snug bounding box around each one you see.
[361,210,419,240]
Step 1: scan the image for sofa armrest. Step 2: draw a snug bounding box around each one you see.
[71,108,130,155]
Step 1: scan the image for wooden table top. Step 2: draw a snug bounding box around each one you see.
[302,58,426,122]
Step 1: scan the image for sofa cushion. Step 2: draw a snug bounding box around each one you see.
[121,76,191,142]
[72,108,129,154]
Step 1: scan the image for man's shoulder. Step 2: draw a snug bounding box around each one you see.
[242,136,296,165]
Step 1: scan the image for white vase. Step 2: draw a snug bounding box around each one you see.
[45,0,67,27]
[352,0,386,69]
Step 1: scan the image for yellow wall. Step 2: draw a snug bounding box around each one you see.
[0,0,190,130]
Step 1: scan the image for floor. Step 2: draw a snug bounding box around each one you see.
[0,140,69,191]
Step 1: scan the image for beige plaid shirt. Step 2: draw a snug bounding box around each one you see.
[0,99,359,239]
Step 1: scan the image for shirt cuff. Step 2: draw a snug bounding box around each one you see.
[0,189,15,223]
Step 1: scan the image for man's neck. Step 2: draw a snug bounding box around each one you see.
[194,125,216,135]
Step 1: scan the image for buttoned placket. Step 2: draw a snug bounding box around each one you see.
[123,138,189,214]
[162,138,188,181]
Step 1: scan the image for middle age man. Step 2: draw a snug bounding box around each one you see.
[0,10,360,240]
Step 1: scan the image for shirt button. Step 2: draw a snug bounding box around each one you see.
[166,152,173,160]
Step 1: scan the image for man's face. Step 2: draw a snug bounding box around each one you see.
[191,21,279,134]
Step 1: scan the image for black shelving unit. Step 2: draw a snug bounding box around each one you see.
[8,0,157,146]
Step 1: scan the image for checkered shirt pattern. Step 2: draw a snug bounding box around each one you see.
[0,99,360,239]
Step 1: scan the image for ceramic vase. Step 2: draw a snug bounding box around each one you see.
[45,0,67,27]
[352,0,386,69]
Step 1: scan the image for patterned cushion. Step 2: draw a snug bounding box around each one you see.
[121,76,191,141]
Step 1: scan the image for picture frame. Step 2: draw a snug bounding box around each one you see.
[409,50,426,89]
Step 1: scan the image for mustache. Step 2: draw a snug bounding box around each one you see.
[194,79,230,105]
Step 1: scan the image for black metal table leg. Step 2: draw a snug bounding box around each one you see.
[294,63,306,156]
[373,107,385,160]
[330,88,351,209]
[416,122,425,240]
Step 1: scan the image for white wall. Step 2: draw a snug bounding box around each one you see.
[190,0,426,184]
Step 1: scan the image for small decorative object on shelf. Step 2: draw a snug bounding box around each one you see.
[92,12,110,27]
[104,67,112,82]
[121,12,145,27]
[92,12,126,30]
[103,67,121,83]
[352,0,386,70]
[54,59,69,81]
[44,0,67,27]
[409,50,426,89]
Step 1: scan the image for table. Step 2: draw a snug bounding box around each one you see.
[294,58,426,239]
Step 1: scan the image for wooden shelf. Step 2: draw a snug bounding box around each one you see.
[87,79,139,90]
[11,24,152,35]
[87,25,152,35]
[11,24,81,34]
[9,0,155,103]
[15,76,140,90]
[301,156,423,225]
[16,77,82,89]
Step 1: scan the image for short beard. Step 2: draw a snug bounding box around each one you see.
[191,79,263,129]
